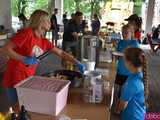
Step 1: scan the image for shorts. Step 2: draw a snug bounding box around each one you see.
[52,30,59,41]
[115,74,128,86]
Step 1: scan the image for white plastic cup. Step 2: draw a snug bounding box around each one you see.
[83,59,95,71]
[86,61,95,71]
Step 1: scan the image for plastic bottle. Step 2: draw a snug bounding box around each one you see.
[18,105,31,120]
[0,113,5,120]
[11,113,18,120]
[5,107,13,120]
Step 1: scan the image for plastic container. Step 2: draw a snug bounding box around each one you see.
[15,76,70,116]
[83,71,103,103]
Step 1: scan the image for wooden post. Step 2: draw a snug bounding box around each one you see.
[145,0,155,34]
[0,0,11,29]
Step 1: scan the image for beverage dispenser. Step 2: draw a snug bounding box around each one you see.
[81,35,100,66]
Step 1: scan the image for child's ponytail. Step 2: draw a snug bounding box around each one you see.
[141,54,149,107]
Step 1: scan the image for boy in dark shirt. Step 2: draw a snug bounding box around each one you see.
[63,11,83,58]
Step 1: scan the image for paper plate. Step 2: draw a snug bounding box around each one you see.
[112,51,124,56]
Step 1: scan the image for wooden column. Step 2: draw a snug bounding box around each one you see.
[55,0,63,25]
[145,0,155,34]
[0,0,11,29]
[49,0,63,25]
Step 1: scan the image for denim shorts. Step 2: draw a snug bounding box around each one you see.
[5,88,18,106]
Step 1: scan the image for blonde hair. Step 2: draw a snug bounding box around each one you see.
[122,24,134,39]
[124,47,149,107]
[122,24,129,32]
[28,9,49,30]
[142,54,149,107]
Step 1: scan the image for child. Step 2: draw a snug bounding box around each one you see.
[125,14,142,43]
[115,24,139,87]
[115,47,148,120]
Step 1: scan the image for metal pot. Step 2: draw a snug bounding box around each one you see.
[41,70,83,88]
[84,71,102,79]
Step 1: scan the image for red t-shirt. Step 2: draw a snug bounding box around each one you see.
[3,28,54,88]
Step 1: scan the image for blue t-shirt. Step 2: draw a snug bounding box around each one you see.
[111,33,121,42]
[120,72,146,120]
[116,40,139,76]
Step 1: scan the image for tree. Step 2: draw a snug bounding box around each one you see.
[18,0,28,14]
[64,0,108,19]
[64,0,79,16]
[89,0,108,19]
[48,0,55,15]
[12,0,50,17]
[25,0,49,16]
[90,0,95,19]
[74,0,82,11]
[11,0,19,16]
[132,0,144,16]
[12,0,29,16]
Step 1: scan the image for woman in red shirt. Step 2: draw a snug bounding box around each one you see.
[1,10,85,107]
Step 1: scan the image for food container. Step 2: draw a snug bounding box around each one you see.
[83,71,103,103]
[42,70,83,88]
[15,76,70,116]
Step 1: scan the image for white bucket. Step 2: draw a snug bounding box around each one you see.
[83,59,95,71]
[83,71,103,103]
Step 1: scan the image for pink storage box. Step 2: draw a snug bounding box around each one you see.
[15,76,70,116]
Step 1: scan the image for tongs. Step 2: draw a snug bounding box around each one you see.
[36,50,52,61]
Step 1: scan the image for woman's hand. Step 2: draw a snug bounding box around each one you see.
[50,47,86,72]
[23,56,39,65]
[50,47,79,64]
[114,100,128,114]
[76,62,86,73]
[114,102,121,114]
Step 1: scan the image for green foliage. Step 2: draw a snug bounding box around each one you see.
[64,0,145,19]
[64,0,77,15]
[11,0,28,16]
[133,1,142,15]
[25,0,49,17]
[11,0,19,16]
[11,0,49,17]
[11,0,145,18]
[64,0,107,19]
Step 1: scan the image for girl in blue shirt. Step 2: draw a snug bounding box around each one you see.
[115,47,148,120]
[115,24,139,89]
[114,25,139,113]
